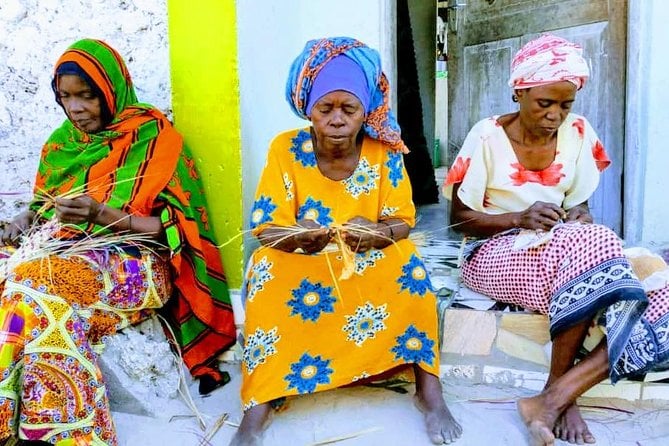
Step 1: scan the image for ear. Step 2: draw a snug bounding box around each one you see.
[515,88,529,99]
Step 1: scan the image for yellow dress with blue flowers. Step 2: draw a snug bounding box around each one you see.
[241,128,440,410]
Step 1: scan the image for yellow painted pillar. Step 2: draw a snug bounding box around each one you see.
[167,0,243,287]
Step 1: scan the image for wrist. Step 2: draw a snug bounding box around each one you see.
[376,221,393,246]
[92,203,106,224]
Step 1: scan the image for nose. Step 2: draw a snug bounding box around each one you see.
[330,110,345,127]
[545,105,561,122]
[63,97,85,114]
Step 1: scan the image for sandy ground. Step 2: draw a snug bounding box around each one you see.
[113,363,669,446]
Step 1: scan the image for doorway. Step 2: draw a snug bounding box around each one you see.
[443,0,627,233]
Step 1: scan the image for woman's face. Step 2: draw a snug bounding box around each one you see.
[310,90,365,149]
[516,81,577,137]
[57,74,105,133]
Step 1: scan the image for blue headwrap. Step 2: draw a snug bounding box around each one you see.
[286,36,408,153]
[305,55,370,116]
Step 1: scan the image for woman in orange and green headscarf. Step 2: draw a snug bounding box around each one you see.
[0,39,235,445]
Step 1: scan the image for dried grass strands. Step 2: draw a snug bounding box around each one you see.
[0,214,163,285]
[198,413,230,446]
[0,191,29,196]
[308,426,383,445]
[156,314,208,431]
[331,229,355,280]
[30,175,152,217]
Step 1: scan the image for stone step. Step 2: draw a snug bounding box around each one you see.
[438,307,669,402]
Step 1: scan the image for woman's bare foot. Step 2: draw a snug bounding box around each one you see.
[553,403,596,444]
[414,368,462,444]
[229,403,271,446]
[517,395,561,446]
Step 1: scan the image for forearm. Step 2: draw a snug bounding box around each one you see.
[451,209,520,238]
[95,205,164,239]
[375,218,409,248]
[450,183,521,237]
[258,226,299,252]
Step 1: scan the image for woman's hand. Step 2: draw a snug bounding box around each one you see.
[55,195,102,225]
[342,216,384,253]
[294,219,331,254]
[565,203,593,224]
[518,201,567,231]
[0,210,35,246]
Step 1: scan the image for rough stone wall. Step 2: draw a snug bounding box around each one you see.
[0,0,171,221]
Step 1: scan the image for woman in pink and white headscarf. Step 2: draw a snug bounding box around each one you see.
[443,34,669,446]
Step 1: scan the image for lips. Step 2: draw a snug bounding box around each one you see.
[75,119,94,129]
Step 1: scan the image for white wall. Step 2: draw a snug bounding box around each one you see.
[631,0,669,243]
[0,0,170,221]
[236,0,396,249]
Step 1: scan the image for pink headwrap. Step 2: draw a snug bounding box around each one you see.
[508,34,590,90]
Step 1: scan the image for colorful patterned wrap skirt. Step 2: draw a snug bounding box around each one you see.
[461,223,669,382]
[0,247,172,445]
[240,239,440,410]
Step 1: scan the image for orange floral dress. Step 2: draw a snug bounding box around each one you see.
[241,128,440,410]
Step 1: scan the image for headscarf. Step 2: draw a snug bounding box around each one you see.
[305,55,370,116]
[286,36,409,153]
[508,34,590,90]
[34,39,236,379]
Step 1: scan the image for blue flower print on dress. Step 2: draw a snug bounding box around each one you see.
[243,326,281,374]
[386,151,404,187]
[288,279,336,322]
[297,197,333,226]
[243,399,258,411]
[289,130,316,167]
[250,195,277,229]
[343,157,380,199]
[342,302,389,346]
[380,204,399,218]
[397,254,434,296]
[247,256,274,302]
[391,324,435,365]
[285,352,333,394]
[353,249,385,275]
[282,173,294,201]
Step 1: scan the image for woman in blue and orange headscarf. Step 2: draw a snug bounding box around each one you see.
[232,37,462,446]
[444,34,669,445]
[0,39,235,445]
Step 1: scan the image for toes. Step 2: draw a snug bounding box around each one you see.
[528,420,555,446]
[583,431,596,444]
[568,431,577,443]
[427,430,446,444]
[427,425,462,444]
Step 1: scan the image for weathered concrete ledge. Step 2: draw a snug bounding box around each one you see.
[438,307,669,401]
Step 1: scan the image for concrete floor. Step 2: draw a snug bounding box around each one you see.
[113,362,669,446]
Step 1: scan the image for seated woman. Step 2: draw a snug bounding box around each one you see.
[232,37,462,446]
[0,39,236,446]
[444,34,669,446]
